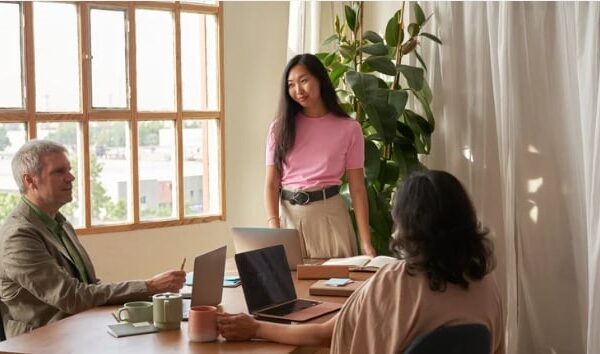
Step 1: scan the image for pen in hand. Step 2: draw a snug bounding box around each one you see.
[180,257,186,271]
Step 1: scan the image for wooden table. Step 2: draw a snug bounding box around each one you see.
[0,266,370,354]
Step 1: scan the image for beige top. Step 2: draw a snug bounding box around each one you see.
[331,260,505,354]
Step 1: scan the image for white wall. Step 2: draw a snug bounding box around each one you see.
[80,2,289,282]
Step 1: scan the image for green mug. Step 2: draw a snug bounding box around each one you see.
[152,292,183,330]
[114,301,153,323]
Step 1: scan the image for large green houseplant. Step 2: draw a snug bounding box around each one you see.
[316,2,442,255]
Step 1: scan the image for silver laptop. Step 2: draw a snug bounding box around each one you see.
[182,246,226,320]
[235,245,341,322]
[231,227,303,270]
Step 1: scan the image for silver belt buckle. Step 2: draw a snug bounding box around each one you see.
[291,191,310,205]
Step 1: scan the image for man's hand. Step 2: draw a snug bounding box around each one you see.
[145,270,186,294]
[217,313,259,341]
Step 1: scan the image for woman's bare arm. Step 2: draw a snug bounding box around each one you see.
[265,165,282,228]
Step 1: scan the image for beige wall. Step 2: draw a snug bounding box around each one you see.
[80,2,289,282]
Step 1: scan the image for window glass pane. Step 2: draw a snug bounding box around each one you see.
[136,9,175,112]
[34,2,80,112]
[181,12,203,111]
[182,0,218,5]
[205,15,219,110]
[37,122,84,227]
[181,12,218,111]
[138,120,177,221]
[0,123,26,225]
[0,3,24,109]
[90,9,128,109]
[89,121,131,225]
[183,119,220,217]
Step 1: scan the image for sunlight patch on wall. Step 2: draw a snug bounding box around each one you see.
[527,177,544,193]
[527,144,540,154]
[527,199,539,224]
[462,146,474,162]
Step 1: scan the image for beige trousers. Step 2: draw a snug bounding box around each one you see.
[280,194,358,258]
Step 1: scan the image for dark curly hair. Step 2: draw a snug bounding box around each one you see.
[390,170,495,291]
[272,53,348,176]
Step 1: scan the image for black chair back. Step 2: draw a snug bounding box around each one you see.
[0,303,6,341]
[0,315,5,341]
[404,324,490,354]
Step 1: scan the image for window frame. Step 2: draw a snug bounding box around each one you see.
[0,1,225,235]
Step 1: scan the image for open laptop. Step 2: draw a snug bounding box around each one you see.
[235,245,342,322]
[181,245,227,320]
[232,227,303,270]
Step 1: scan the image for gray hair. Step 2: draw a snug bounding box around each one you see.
[12,139,68,194]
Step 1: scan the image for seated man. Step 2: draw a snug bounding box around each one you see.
[217,170,505,353]
[0,140,186,338]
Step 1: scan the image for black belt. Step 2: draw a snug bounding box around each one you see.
[281,186,340,205]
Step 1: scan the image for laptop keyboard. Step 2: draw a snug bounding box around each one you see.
[260,299,319,316]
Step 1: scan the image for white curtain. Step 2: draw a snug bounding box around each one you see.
[421,2,599,353]
[297,1,600,353]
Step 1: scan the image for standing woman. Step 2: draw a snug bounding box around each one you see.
[265,53,375,258]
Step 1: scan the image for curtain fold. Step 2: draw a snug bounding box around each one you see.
[425,2,597,353]
[291,2,600,352]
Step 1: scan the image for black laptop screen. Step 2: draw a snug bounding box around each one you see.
[235,245,297,313]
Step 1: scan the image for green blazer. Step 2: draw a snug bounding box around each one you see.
[0,201,149,338]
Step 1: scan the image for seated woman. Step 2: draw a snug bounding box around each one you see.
[217,170,505,353]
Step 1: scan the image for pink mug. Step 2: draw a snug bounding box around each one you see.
[188,305,218,342]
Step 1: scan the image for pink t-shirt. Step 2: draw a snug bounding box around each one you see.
[266,112,364,190]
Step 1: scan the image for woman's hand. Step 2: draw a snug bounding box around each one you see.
[217,313,259,341]
[267,216,281,228]
[361,242,376,257]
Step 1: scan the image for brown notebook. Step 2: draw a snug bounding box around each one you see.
[296,265,350,280]
[309,279,365,297]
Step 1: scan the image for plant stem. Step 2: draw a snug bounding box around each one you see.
[392,1,406,90]
[354,2,364,123]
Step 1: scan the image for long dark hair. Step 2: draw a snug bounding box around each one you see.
[390,170,495,291]
[272,53,348,176]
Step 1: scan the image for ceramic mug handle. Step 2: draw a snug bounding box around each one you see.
[116,307,129,322]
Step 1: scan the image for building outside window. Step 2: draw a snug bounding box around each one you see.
[0,1,224,233]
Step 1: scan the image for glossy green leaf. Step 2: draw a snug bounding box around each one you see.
[364,56,396,76]
[364,140,381,182]
[330,65,348,86]
[396,121,415,141]
[364,102,397,143]
[360,43,390,56]
[315,52,328,61]
[322,34,338,46]
[385,10,401,46]
[360,62,374,73]
[394,143,419,176]
[421,32,442,44]
[345,5,357,31]
[415,51,428,72]
[339,44,355,60]
[334,15,341,35]
[364,30,384,43]
[324,52,336,66]
[419,79,433,104]
[413,89,435,130]
[380,160,400,186]
[408,23,420,37]
[346,71,380,101]
[340,182,351,205]
[388,90,408,116]
[397,65,424,90]
[405,110,433,153]
[414,3,426,26]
